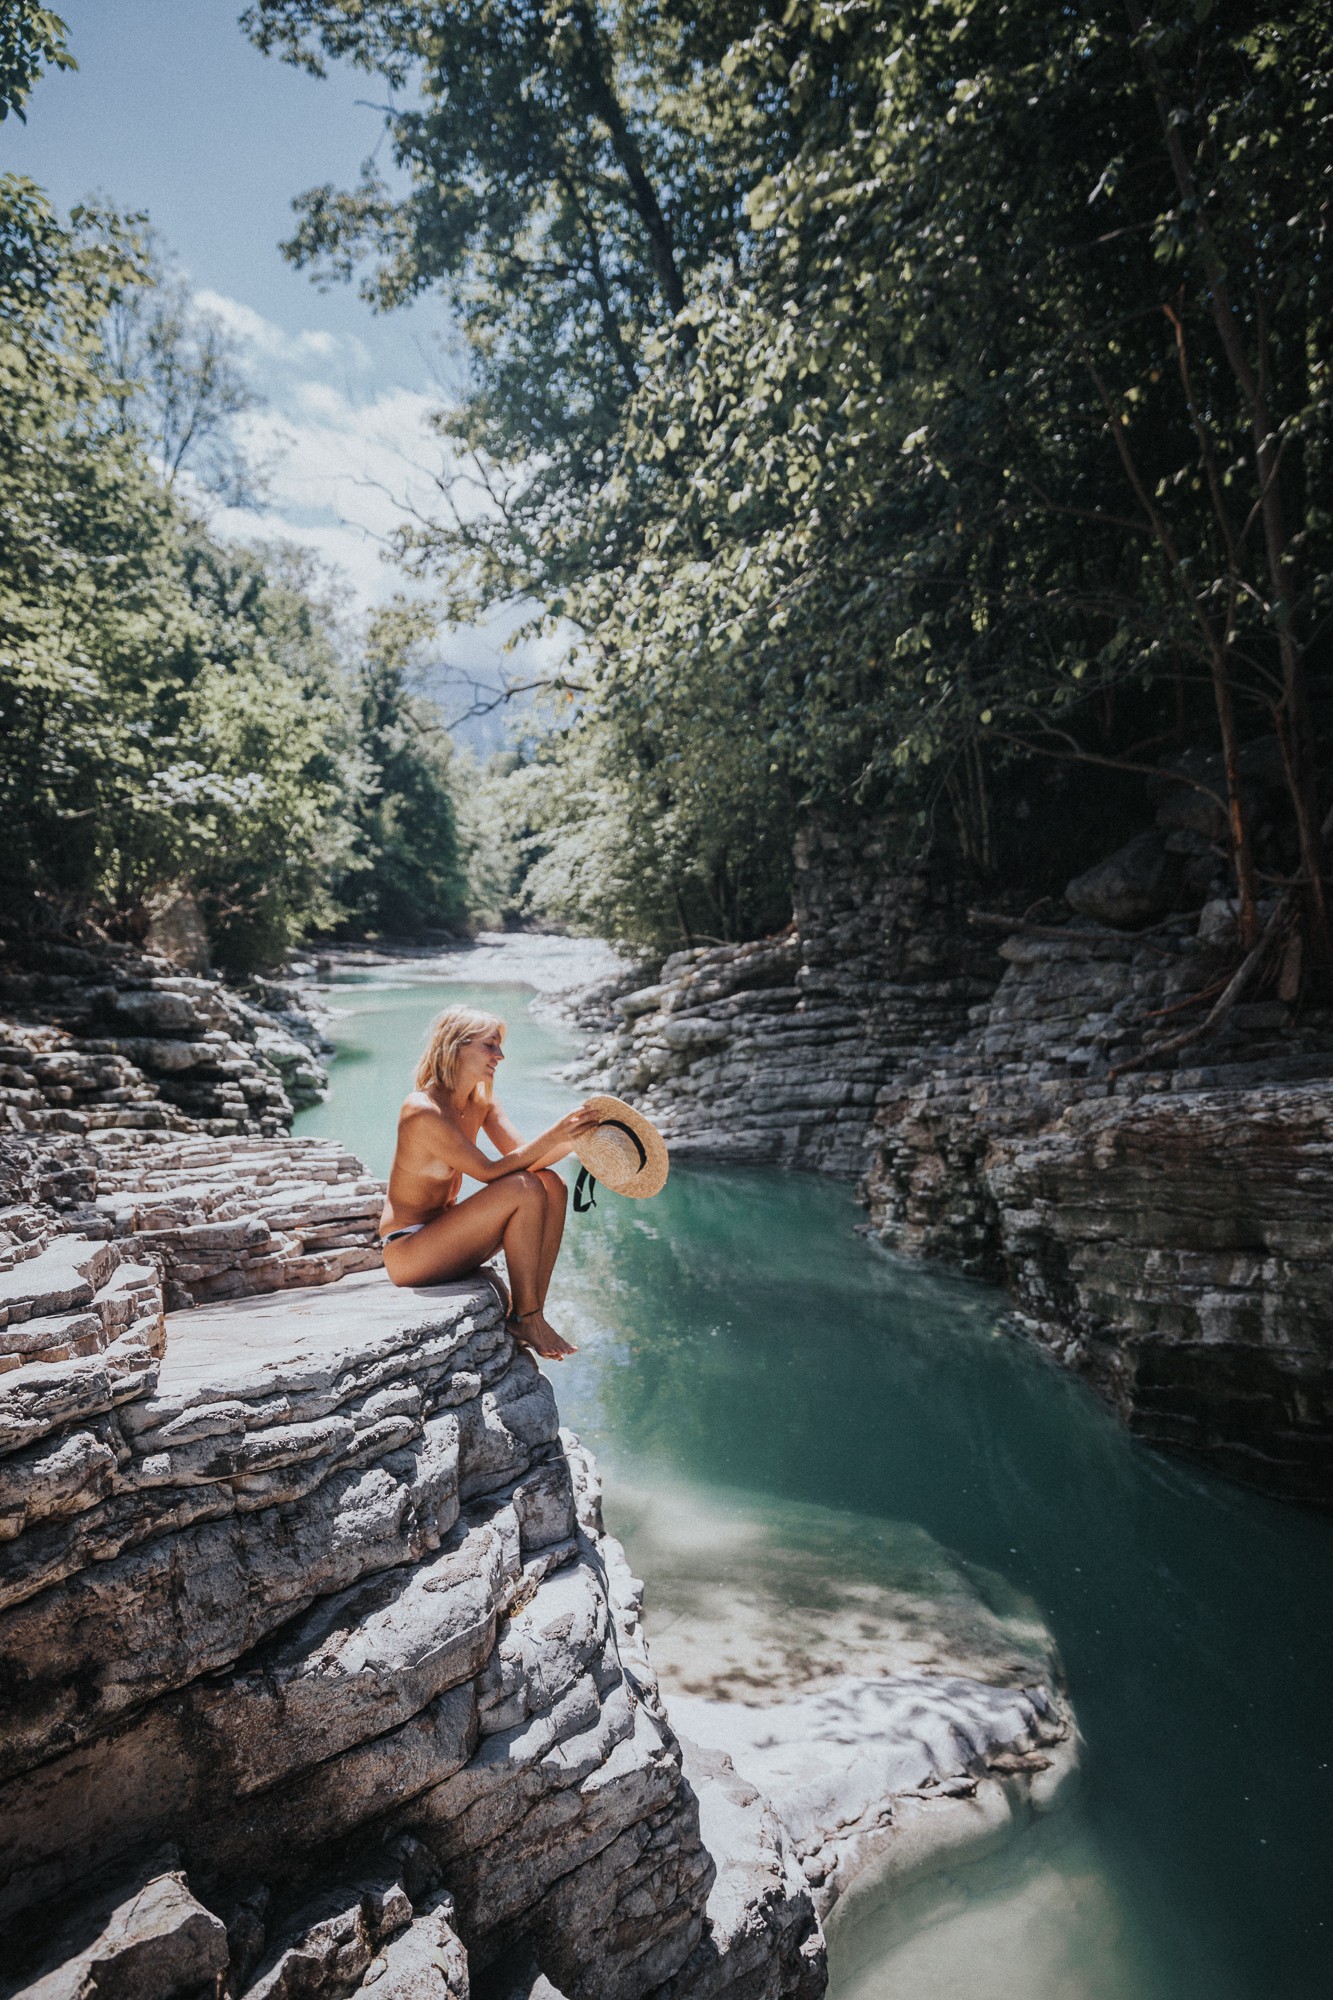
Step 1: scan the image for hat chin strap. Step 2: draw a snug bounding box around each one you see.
[575,1117,648,1214]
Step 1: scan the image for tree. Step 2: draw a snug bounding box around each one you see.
[0,16,477,969]
[614,0,1333,967]
[249,0,1332,975]
[0,3,74,123]
[243,0,774,608]
[103,235,262,505]
[0,184,348,968]
[245,0,802,939]
[334,599,469,938]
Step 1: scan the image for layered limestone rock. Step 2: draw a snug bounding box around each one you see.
[0,1131,385,1334]
[0,1119,1086,1999]
[0,933,329,1139]
[86,1131,385,1307]
[861,926,1333,1504]
[568,829,997,1176]
[0,1129,834,2000]
[573,822,1333,1505]
[988,1081,1333,1501]
[865,921,1333,1269]
[0,1263,716,1999]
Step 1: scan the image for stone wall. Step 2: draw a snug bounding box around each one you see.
[572,828,1333,1508]
[0,1123,1077,1999]
[0,933,329,1139]
[568,827,997,1176]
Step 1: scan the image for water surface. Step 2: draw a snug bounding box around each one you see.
[296,957,1333,1999]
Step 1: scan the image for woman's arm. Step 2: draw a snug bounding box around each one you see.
[410,1098,596,1185]
[483,1098,598,1171]
[483,1101,524,1156]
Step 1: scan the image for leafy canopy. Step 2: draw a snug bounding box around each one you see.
[0,165,470,965]
[252,0,1333,960]
[0,4,74,123]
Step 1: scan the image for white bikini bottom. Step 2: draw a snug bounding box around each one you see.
[380,1223,426,1246]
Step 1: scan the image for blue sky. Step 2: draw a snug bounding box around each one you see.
[2,0,542,713]
[4,0,433,366]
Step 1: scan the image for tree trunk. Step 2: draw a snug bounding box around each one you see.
[1124,0,1330,970]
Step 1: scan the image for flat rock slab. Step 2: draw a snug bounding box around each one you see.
[156,1268,497,1402]
[671,1672,1075,1929]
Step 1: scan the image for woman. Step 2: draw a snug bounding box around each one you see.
[379,1005,599,1360]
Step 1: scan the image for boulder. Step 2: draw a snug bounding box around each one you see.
[356,1896,471,1997]
[668,1675,1073,1925]
[1064,829,1181,928]
[8,1859,228,2000]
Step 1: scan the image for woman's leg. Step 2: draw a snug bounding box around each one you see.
[384,1174,545,1300]
[383,1174,575,1359]
[534,1168,567,1308]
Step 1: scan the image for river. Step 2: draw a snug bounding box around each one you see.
[294,942,1333,2000]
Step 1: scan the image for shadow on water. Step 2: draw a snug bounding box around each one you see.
[299,972,1333,2000]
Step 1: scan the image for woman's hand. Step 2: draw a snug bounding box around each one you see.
[551,1103,602,1145]
[528,1101,602,1167]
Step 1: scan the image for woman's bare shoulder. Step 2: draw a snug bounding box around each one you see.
[398,1088,454,1130]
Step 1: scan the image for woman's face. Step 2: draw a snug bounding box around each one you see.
[456,1027,504,1097]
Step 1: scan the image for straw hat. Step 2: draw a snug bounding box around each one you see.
[573,1094,669,1200]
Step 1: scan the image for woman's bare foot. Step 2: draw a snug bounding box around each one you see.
[507,1306,578,1361]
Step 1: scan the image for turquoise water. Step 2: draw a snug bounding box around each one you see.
[297,969,1333,1999]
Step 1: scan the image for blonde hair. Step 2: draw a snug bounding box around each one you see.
[415,1006,506,1100]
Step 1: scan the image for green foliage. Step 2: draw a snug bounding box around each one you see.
[169,539,357,972]
[253,0,1333,962]
[0,165,469,967]
[600,0,1333,936]
[335,600,469,939]
[245,0,772,609]
[451,748,527,932]
[0,4,74,122]
[246,0,799,943]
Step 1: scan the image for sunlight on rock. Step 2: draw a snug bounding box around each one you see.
[606,1479,1054,1703]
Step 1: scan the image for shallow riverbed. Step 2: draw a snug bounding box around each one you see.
[295,945,1333,1999]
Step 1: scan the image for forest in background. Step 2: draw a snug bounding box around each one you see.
[246,0,1333,988]
[3,1,1331,988]
[0,6,477,971]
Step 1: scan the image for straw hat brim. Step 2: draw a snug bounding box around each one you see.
[573,1094,669,1199]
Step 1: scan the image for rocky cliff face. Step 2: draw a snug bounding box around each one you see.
[568,827,996,1176]
[987,1081,1333,1501]
[0,1128,1072,1999]
[864,926,1333,1505]
[0,1130,808,2000]
[572,832,1333,1508]
[0,932,329,1138]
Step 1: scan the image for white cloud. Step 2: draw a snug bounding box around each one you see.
[194,288,365,371]
[197,289,571,736]
[199,288,445,606]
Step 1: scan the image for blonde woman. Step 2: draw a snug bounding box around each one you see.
[379,1005,599,1360]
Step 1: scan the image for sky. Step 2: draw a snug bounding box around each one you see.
[1,0,544,730]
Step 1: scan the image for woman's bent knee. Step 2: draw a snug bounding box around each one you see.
[511,1170,545,1201]
[537,1168,566,1207]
